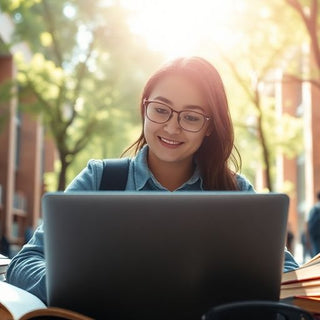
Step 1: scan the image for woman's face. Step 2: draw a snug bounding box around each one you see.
[144,74,212,168]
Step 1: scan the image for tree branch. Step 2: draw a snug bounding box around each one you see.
[65,32,96,129]
[23,73,54,116]
[217,49,256,103]
[286,0,308,25]
[286,0,320,69]
[69,119,98,156]
[280,74,320,89]
[41,0,63,66]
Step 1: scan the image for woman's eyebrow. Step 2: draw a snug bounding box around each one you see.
[153,96,172,105]
[152,96,206,112]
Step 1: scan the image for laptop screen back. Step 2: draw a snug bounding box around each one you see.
[43,192,289,320]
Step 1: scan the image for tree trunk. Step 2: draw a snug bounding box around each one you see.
[254,88,273,191]
[257,113,273,191]
[57,156,69,191]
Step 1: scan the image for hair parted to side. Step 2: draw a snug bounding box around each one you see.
[122,56,241,190]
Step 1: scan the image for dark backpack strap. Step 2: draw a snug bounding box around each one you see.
[99,158,130,190]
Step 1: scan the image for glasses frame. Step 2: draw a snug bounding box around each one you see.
[143,99,211,133]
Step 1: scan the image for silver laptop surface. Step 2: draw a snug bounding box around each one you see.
[43,192,289,320]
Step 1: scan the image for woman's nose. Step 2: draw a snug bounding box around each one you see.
[163,113,181,134]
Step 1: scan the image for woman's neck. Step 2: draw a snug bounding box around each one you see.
[147,155,194,192]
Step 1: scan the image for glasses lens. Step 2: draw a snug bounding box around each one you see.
[145,100,208,132]
[146,102,171,123]
[179,111,205,132]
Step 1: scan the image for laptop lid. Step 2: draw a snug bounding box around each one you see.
[43,192,289,320]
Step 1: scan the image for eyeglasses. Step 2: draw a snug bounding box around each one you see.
[144,99,211,133]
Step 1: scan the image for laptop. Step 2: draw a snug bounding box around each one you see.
[42,192,289,320]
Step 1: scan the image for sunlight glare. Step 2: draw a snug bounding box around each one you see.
[123,0,240,58]
[63,3,76,19]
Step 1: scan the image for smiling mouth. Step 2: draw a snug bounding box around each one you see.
[159,137,183,145]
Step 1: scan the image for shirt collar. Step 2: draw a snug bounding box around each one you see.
[133,145,204,191]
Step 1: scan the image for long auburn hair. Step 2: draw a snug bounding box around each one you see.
[123,56,241,190]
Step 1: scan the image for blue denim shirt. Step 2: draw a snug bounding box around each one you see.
[6,145,299,304]
[66,145,254,192]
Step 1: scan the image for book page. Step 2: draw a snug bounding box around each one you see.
[301,252,320,268]
[0,281,46,319]
[0,254,11,276]
[282,263,320,284]
[20,307,94,320]
[0,254,11,265]
[282,278,320,290]
[281,284,320,299]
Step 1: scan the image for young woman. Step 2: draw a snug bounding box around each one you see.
[6,56,299,304]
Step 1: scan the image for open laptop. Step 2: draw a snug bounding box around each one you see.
[42,192,289,320]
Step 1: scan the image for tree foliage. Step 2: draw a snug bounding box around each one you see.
[285,0,320,86]
[1,0,163,190]
[1,0,313,192]
[211,0,304,191]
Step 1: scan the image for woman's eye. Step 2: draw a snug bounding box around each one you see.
[155,107,169,114]
[184,113,201,122]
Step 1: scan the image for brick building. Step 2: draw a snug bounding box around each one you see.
[254,46,320,259]
[280,72,320,257]
[0,12,55,256]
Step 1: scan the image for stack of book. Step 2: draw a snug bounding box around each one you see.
[0,254,11,281]
[281,252,320,317]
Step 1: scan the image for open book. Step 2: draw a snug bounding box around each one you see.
[281,252,320,315]
[0,281,93,320]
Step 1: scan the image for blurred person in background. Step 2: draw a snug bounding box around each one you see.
[308,191,320,257]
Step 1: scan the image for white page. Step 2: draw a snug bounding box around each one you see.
[0,281,46,319]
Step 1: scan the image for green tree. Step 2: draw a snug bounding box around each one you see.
[1,0,162,190]
[211,1,304,191]
[0,41,13,133]
[284,0,320,86]
[283,0,320,199]
[0,79,14,133]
